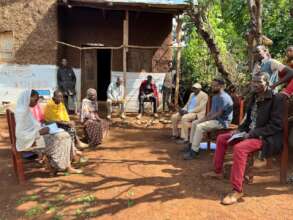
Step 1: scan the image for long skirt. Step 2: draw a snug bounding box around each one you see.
[85,119,109,146]
[56,123,77,142]
[39,131,73,171]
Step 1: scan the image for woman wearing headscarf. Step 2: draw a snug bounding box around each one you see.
[30,102,45,123]
[44,90,88,150]
[81,88,109,147]
[15,90,82,174]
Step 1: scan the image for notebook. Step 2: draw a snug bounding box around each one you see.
[46,123,64,135]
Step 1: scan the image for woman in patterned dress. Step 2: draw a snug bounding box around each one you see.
[81,88,109,148]
[15,90,82,174]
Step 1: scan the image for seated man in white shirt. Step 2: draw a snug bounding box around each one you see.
[106,77,126,120]
[171,83,208,144]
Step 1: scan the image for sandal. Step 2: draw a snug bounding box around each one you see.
[202,171,223,180]
[221,190,244,205]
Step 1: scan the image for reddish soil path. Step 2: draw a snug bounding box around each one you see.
[0,115,293,220]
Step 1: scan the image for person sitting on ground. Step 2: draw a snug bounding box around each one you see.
[202,72,285,205]
[106,77,126,120]
[254,45,293,96]
[171,83,208,144]
[137,75,159,119]
[44,90,88,150]
[15,90,82,174]
[81,88,109,148]
[182,79,233,160]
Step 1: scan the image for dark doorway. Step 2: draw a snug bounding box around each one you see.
[97,49,111,101]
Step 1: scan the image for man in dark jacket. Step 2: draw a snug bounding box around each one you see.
[202,72,285,205]
[57,58,76,113]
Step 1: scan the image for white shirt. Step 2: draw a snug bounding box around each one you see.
[107,82,124,101]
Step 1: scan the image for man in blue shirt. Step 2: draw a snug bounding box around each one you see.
[183,79,233,160]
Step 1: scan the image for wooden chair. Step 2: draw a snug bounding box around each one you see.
[247,99,289,184]
[6,109,26,184]
[206,96,245,151]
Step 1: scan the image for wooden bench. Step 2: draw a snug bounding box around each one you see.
[6,109,26,184]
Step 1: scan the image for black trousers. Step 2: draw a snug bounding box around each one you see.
[138,96,157,114]
[162,86,172,111]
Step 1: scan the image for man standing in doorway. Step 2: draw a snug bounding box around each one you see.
[57,58,77,114]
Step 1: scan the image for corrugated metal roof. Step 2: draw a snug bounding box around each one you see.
[101,0,188,5]
[70,0,197,7]
[68,0,197,11]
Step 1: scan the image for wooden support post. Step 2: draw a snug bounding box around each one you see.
[123,10,129,98]
[174,17,183,108]
[280,99,288,184]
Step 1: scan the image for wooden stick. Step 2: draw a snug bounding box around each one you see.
[56,41,82,50]
[280,99,288,184]
[174,17,183,108]
[56,41,181,50]
[123,10,129,98]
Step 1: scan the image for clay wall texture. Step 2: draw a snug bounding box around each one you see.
[0,1,172,71]
[0,0,58,64]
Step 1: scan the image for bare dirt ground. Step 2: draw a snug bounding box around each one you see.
[0,114,293,220]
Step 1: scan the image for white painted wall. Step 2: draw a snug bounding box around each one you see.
[0,64,166,113]
[0,64,81,107]
[111,71,166,112]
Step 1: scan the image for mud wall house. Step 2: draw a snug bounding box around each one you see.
[0,0,188,112]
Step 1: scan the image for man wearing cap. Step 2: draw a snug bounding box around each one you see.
[171,83,208,143]
[106,77,126,120]
[183,79,233,160]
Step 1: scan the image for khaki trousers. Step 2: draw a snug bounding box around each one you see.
[171,112,197,140]
[190,120,223,152]
[107,99,125,116]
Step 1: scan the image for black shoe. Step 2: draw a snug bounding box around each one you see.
[183,149,200,160]
[180,143,191,153]
[176,139,189,144]
[171,136,180,140]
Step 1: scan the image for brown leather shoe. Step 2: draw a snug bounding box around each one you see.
[221,190,244,205]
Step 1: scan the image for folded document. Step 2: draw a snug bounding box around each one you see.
[227,132,247,143]
[46,123,64,134]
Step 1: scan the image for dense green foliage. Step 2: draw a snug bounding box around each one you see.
[181,0,293,87]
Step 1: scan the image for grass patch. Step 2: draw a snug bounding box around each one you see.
[45,203,57,214]
[127,199,135,207]
[24,205,44,218]
[75,209,94,218]
[16,195,39,205]
[52,214,63,220]
[73,194,96,204]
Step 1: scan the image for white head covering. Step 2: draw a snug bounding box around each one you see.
[192,83,202,89]
[15,90,42,151]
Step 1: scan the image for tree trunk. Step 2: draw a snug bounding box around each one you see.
[247,0,262,72]
[186,4,232,85]
[175,18,183,108]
